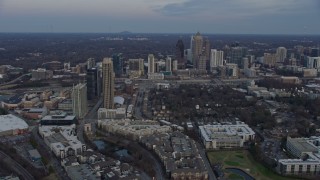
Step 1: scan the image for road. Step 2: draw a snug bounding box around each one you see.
[0,73,30,86]
[0,150,35,180]
[195,142,217,180]
[78,97,102,143]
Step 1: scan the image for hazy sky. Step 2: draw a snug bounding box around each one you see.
[0,0,319,34]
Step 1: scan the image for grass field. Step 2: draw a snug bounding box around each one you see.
[207,150,300,180]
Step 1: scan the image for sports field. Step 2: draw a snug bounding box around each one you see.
[207,150,299,180]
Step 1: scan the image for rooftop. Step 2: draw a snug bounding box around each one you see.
[0,114,29,133]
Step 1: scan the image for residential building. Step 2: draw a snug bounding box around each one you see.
[102,58,115,109]
[276,47,287,62]
[199,122,255,149]
[165,57,172,72]
[210,49,224,70]
[31,68,53,80]
[128,58,144,75]
[72,83,88,119]
[148,54,155,74]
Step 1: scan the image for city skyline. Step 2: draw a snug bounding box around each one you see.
[0,0,320,34]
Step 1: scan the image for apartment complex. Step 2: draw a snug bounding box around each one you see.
[199,122,255,149]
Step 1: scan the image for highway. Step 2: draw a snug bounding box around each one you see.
[0,73,30,86]
[0,150,35,180]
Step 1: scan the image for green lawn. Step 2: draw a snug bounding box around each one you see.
[207,150,300,180]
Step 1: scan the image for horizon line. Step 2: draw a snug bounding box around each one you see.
[0,32,319,36]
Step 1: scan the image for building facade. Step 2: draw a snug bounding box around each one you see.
[102,58,115,109]
[72,83,88,119]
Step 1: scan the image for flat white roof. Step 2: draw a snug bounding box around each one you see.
[0,114,29,132]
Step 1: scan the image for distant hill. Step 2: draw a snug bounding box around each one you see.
[118,31,132,34]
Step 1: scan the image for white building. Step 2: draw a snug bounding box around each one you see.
[277,136,320,176]
[306,57,320,69]
[97,108,126,119]
[276,47,287,62]
[0,114,29,136]
[199,122,255,149]
[210,49,224,70]
[98,119,171,141]
[39,124,86,159]
[172,60,178,71]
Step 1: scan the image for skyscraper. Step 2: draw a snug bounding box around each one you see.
[276,47,287,63]
[191,32,203,67]
[72,83,88,119]
[148,54,155,74]
[197,55,207,71]
[210,49,224,70]
[175,39,185,68]
[166,57,172,72]
[87,58,96,70]
[112,53,123,77]
[86,68,100,100]
[102,58,114,109]
[229,46,248,67]
[172,60,178,71]
[203,38,211,60]
[128,58,144,75]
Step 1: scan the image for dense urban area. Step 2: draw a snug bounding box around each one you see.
[1,32,320,180]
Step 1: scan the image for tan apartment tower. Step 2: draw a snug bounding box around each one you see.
[102,58,114,109]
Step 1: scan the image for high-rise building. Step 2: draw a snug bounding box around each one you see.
[210,49,224,70]
[86,68,100,100]
[72,83,88,119]
[203,38,211,60]
[242,57,249,69]
[128,58,144,75]
[184,49,192,63]
[112,53,123,77]
[229,47,248,67]
[191,32,203,67]
[165,57,172,72]
[264,53,277,67]
[148,54,155,74]
[87,58,96,70]
[276,47,287,62]
[102,58,114,109]
[197,55,207,71]
[311,48,319,57]
[172,60,178,71]
[175,39,185,68]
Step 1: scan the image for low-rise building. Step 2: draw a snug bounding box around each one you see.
[141,132,208,179]
[199,122,255,150]
[0,114,29,136]
[98,119,171,141]
[98,108,126,119]
[21,108,48,120]
[40,112,76,126]
[148,73,164,80]
[39,124,86,159]
[277,136,320,176]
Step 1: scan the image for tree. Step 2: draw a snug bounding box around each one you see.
[0,108,8,115]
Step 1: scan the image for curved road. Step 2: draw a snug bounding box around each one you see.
[0,150,35,180]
